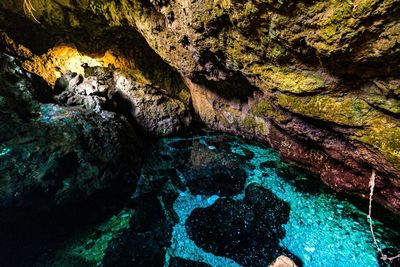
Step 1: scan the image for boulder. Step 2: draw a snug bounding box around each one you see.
[55,69,192,136]
[0,53,142,219]
[186,183,301,266]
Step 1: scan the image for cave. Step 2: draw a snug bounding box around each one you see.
[0,1,400,267]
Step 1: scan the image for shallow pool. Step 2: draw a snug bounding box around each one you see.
[152,133,400,267]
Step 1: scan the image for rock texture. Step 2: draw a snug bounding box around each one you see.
[186,184,301,266]
[0,0,400,212]
[0,53,142,219]
[55,66,192,136]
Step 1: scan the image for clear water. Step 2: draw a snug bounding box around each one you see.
[153,133,400,267]
[20,132,399,267]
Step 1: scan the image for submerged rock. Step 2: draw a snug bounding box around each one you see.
[103,191,175,267]
[181,141,246,196]
[169,257,212,267]
[186,183,301,266]
[0,53,142,219]
[1,0,400,213]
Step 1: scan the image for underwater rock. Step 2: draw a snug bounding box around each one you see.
[55,69,192,136]
[1,0,400,213]
[186,183,301,266]
[260,161,277,169]
[181,141,246,196]
[169,257,212,267]
[0,53,142,220]
[103,191,175,267]
[103,231,166,267]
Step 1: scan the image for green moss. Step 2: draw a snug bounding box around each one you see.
[250,64,326,93]
[276,93,373,126]
[275,91,400,169]
[353,117,400,170]
[48,209,134,266]
[242,115,257,128]
[269,45,287,61]
[252,100,285,121]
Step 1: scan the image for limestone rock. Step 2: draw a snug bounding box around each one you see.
[55,69,192,136]
[0,53,142,220]
[0,0,400,213]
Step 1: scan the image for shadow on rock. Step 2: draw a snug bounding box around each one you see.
[186,183,302,266]
[103,184,179,267]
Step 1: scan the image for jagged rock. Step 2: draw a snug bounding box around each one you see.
[0,0,400,213]
[0,53,142,220]
[186,183,301,267]
[54,69,192,136]
[260,161,277,169]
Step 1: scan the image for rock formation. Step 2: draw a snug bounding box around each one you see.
[0,0,399,213]
[0,53,142,220]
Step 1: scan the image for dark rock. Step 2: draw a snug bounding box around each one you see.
[169,139,194,149]
[186,183,301,266]
[184,164,246,196]
[103,191,174,267]
[55,69,192,136]
[169,257,212,267]
[103,231,166,267]
[182,141,246,196]
[54,71,83,95]
[260,160,277,169]
[276,162,300,180]
[130,193,168,233]
[0,53,142,220]
[240,147,255,160]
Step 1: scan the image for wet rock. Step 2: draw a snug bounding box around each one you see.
[240,147,255,160]
[260,160,277,169]
[186,183,301,266]
[276,163,300,180]
[169,257,212,267]
[0,53,142,220]
[1,0,400,213]
[103,231,166,267]
[169,139,194,150]
[103,191,175,267]
[182,141,246,196]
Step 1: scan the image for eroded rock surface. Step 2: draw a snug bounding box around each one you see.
[0,0,400,212]
[0,53,142,219]
[54,66,192,136]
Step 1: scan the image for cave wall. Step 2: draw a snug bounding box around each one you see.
[1,0,400,213]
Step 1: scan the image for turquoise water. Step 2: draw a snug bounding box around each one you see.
[152,133,400,267]
[13,132,397,267]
